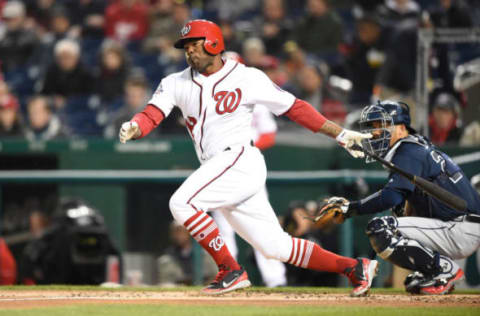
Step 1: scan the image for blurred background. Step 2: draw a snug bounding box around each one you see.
[0,0,479,289]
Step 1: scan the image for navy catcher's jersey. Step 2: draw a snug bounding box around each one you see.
[384,135,480,221]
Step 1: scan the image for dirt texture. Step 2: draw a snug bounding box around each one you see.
[0,290,479,309]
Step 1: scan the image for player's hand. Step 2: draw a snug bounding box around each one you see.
[336,129,372,158]
[119,121,140,143]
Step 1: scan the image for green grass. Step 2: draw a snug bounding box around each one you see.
[1,305,479,316]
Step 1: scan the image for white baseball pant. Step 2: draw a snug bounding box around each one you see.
[169,144,293,262]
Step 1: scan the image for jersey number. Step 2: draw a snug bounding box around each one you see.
[214,88,242,115]
[430,151,463,183]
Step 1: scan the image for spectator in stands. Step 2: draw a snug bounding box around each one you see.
[95,40,132,103]
[250,0,293,56]
[282,41,308,83]
[241,37,288,89]
[219,20,243,55]
[426,0,473,94]
[40,39,94,109]
[344,14,387,106]
[25,0,57,33]
[29,210,50,238]
[157,220,217,286]
[203,0,258,21]
[291,0,344,60]
[142,0,191,74]
[428,0,473,28]
[0,80,24,138]
[258,55,288,88]
[143,0,187,53]
[48,5,78,40]
[429,92,463,146]
[295,64,325,111]
[242,37,268,68]
[68,0,107,38]
[0,1,39,72]
[29,5,77,78]
[372,18,418,107]
[105,0,149,44]
[355,0,384,12]
[376,0,420,30]
[294,64,347,124]
[104,75,150,138]
[25,95,68,141]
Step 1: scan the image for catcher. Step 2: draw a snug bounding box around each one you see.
[315,100,480,295]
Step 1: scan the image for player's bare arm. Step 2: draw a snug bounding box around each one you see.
[284,99,371,158]
[318,120,342,138]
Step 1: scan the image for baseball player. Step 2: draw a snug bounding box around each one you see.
[321,100,480,295]
[119,19,377,295]
[213,103,287,288]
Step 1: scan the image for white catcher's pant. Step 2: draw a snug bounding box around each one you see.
[213,203,287,287]
[169,145,293,263]
[397,216,480,260]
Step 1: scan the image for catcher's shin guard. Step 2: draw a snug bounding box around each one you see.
[365,216,443,276]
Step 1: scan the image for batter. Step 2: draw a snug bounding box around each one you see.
[119,19,376,296]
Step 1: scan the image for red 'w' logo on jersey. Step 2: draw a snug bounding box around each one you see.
[214,88,242,115]
[185,116,197,138]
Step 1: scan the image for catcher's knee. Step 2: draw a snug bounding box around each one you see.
[366,216,443,274]
[366,216,399,259]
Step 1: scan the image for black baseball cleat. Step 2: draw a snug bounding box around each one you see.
[202,265,251,295]
[345,258,379,297]
[404,271,427,294]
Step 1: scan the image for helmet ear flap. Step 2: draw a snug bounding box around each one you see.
[203,39,218,55]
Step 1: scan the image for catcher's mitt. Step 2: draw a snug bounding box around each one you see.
[312,197,349,232]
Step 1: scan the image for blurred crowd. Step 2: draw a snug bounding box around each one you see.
[0,0,479,146]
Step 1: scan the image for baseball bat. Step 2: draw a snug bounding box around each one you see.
[351,144,468,212]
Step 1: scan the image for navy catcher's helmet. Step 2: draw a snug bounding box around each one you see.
[359,100,415,162]
[379,100,416,134]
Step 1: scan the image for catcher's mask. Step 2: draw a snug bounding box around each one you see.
[359,102,394,163]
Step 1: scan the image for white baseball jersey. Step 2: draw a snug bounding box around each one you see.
[252,104,277,142]
[147,58,294,162]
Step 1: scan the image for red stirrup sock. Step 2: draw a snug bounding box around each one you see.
[184,210,240,270]
[287,237,357,274]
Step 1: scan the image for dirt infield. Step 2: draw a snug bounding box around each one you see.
[0,290,479,309]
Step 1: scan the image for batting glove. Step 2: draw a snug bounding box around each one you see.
[119,121,140,143]
[336,129,372,158]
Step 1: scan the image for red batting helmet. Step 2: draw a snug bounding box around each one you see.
[174,19,225,55]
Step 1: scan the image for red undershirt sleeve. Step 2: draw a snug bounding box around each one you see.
[254,132,276,150]
[131,104,165,138]
[283,99,327,132]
